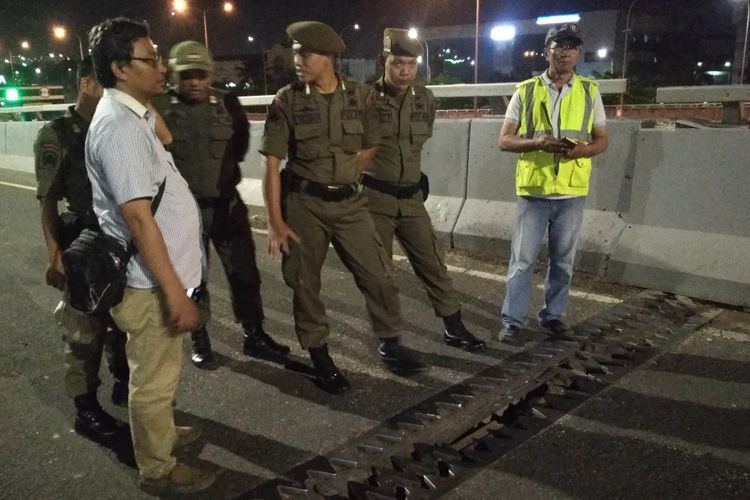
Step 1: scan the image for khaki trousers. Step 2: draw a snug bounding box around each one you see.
[110,287,182,479]
[282,191,402,348]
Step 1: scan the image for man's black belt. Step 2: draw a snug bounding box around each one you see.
[362,175,421,199]
[288,174,358,202]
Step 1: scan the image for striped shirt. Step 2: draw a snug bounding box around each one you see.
[86,88,203,289]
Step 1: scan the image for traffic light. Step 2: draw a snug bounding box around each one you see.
[2,87,20,103]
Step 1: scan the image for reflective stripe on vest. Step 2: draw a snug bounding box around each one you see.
[514,75,599,197]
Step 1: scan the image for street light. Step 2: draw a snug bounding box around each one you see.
[490,24,515,42]
[173,0,234,50]
[51,24,84,59]
[597,47,614,75]
[405,28,431,82]
[247,36,268,96]
[20,41,30,50]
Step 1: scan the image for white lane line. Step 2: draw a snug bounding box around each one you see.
[0,181,36,191]
[393,253,620,304]
[4,180,620,305]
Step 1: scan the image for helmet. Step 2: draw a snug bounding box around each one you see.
[168,41,214,73]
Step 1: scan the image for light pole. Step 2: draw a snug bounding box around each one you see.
[52,24,84,59]
[597,47,614,75]
[407,28,431,83]
[620,0,642,107]
[739,0,749,84]
[173,0,234,50]
[248,36,268,97]
[474,0,480,110]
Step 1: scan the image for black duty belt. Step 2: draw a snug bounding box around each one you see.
[362,175,421,199]
[288,174,358,202]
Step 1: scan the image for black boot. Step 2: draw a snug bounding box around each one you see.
[73,392,129,444]
[111,379,129,408]
[309,345,350,394]
[443,311,486,351]
[243,322,291,361]
[191,327,214,367]
[377,338,429,374]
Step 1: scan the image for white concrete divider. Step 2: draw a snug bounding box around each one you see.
[421,119,471,243]
[236,121,268,214]
[452,119,641,272]
[605,128,750,307]
[2,121,45,173]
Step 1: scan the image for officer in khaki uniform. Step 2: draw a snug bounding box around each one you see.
[364,29,486,352]
[34,55,129,444]
[152,41,289,367]
[261,21,427,394]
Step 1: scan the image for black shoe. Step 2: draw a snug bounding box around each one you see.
[73,393,129,444]
[111,380,129,408]
[498,324,521,342]
[377,339,429,374]
[443,312,486,351]
[191,327,214,367]
[539,319,571,335]
[539,319,576,340]
[308,345,351,394]
[243,323,291,361]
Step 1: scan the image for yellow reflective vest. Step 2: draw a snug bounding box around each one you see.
[515,75,599,196]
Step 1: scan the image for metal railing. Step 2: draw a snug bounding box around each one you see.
[0,80,628,116]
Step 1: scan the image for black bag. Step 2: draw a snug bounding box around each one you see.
[63,179,166,315]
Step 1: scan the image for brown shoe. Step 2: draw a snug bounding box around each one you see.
[174,426,202,449]
[140,463,216,494]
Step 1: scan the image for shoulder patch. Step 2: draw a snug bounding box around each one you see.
[39,147,62,170]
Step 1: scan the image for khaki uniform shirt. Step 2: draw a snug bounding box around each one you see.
[34,105,96,224]
[260,77,379,185]
[365,77,436,216]
[152,88,248,199]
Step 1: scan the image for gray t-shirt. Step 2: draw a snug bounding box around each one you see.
[86,88,203,289]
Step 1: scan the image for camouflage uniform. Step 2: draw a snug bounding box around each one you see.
[34,105,129,401]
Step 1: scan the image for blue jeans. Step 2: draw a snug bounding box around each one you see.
[501,196,586,328]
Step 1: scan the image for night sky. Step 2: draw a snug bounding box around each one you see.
[0,0,737,59]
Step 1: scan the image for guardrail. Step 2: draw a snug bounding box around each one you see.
[0,80,629,115]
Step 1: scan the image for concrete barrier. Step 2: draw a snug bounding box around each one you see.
[236,121,267,215]
[421,119,470,243]
[453,119,640,273]
[605,128,750,307]
[2,118,749,307]
[2,121,45,173]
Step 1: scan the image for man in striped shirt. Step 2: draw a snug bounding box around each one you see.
[86,17,214,494]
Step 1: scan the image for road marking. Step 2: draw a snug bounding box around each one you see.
[3,180,621,305]
[392,254,621,304]
[0,181,36,192]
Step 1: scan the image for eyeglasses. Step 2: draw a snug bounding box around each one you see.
[128,55,163,68]
[549,42,581,52]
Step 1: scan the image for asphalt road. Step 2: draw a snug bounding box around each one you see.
[1,167,748,499]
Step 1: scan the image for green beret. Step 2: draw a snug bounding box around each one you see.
[383,28,423,58]
[286,21,346,54]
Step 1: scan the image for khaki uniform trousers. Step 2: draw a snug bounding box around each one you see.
[282,191,402,349]
[369,204,461,319]
[110,287,183,479]
[53,297,128,399]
